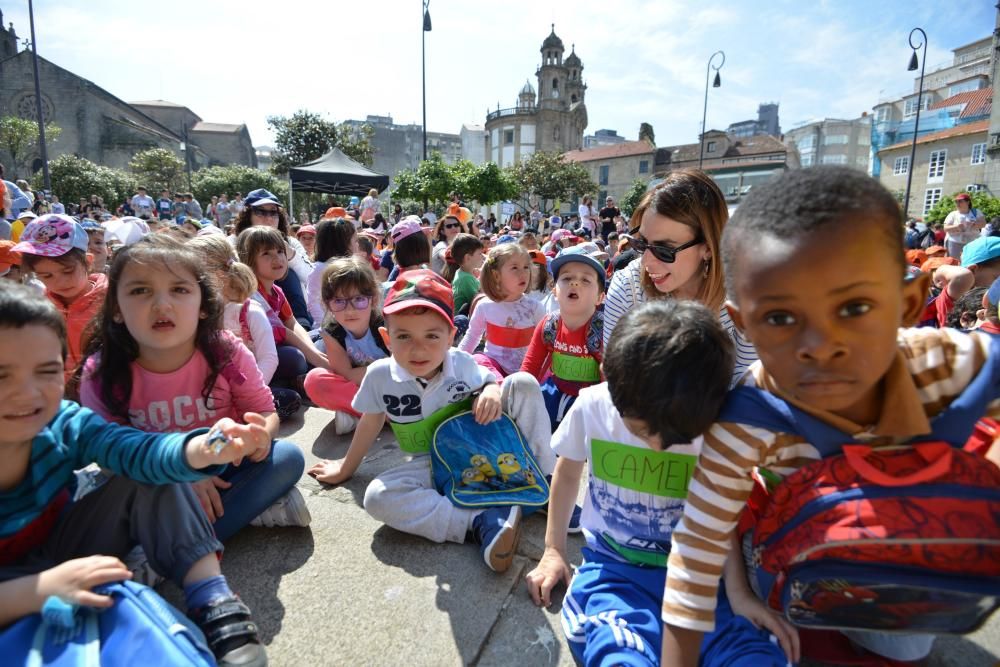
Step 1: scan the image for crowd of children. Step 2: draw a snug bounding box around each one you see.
[2,166,1000,666]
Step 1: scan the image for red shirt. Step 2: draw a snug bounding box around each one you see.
[521,315,602,397]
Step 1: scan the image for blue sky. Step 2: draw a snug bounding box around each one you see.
[3,0,994,148]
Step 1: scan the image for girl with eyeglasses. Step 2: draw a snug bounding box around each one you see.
[602,169,756,385]
[303,257,389,436]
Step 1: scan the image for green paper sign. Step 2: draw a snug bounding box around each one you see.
[591,439,696,499]
[390,398,474,454]
[551,351,601,383]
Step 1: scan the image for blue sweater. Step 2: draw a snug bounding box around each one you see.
[1,401,222,564]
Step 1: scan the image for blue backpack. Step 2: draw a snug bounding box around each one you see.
[431,411,550,509]
[0,581,216,666]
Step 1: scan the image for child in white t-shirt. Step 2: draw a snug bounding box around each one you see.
[308,269,555,573]
[526,300,793,666]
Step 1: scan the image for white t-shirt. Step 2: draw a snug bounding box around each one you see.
[457,296,545,375]
[223,300,279,384]
[945,208,984,244]
[353,349,495,423]
[578,204,595,233]
[131,194,154,217]
[306,258,332,325]
[552,383,702,567]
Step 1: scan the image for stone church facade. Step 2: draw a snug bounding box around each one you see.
[484,26,588,167]
[0,11,254,178]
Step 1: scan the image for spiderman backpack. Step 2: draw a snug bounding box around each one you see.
[721,358,1000,636]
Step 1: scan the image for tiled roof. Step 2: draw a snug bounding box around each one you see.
[929,88,992,120]
[880,119,989,152]
[563,140,655,162]
[663,134,787,164]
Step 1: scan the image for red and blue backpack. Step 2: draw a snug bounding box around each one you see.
[720,356,1000,636]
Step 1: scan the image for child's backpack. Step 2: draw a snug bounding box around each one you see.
[0,580,215,666]
[431,411,549,509]
[721,376,1000,636]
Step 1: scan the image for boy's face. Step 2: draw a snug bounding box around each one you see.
[554,264,603,316]
[380,309,456,380]
[0,325,65,449]
[727,219,928,425]
[87,232,108,270]
[32,256,91,303]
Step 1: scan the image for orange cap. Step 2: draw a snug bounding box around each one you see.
[905,249,927,267]
[324,206,348,219]
[925,245,946,258]
[920,256,959,273]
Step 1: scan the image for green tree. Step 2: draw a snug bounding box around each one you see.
[267,110,339,176]
[925,191,1000,225]
[452,160,519,206]
[0,115,62,178]
[391,152,456,207]
[336,122,375,168]
[192,165,288,208]
[506,151,597,214]
[619,178,649,218]
[129,148,185,192]
[639,122,655,145]
[36,154,136,207]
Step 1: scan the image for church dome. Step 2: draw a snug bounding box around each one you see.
[541,24,563,51]
[564,46,581,67]
[520,80,536,96]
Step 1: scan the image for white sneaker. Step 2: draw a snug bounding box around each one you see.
[124,546,165,587]
[250,487,311,528]
[334,411,358,435]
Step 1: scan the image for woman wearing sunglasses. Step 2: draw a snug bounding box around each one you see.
[603,169,756,384]
[303,256,389,436]
[430,213,468,276]
[232,189,315,328]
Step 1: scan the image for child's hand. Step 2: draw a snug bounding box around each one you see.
[472,384,502,424]
[37,556,132,609]
[191,477,232,522]
[308,458,351,485]
[186,415,271,469]
[524,547,573,607]
[728,588,800,664]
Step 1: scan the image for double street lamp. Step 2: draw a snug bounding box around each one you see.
[699,51,725,170]
[902,27,927,220]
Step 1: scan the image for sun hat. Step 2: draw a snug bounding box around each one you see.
[391,217,424,243]
[12,214,89,257]
[296,224,317,237]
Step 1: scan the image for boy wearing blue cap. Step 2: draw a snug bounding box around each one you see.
[521,243,607,431]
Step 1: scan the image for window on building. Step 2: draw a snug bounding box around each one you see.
[800,154,814,167]
[858,133,870,146]
[707,141,717,152]
[503,130,514,145]
[875,107,890,123]
[823,135,849,145]
[923,188,942,215]
[552,78,559,90]
[553,126,560,141]
[893,156,909,176]
[821,154,848,164]
[903,96,931,119]
[797,135,815,150]
[971,143,987,165]
[599,165,609,186]
[928,149,946,181]
[949,80,980,96]
[639,160,649,174]
[967,184,985,192]
[599,190,607,205]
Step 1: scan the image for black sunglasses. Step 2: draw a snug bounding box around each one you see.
[252,208,280,217]
[630,235,703,263]
[444,222,461,229]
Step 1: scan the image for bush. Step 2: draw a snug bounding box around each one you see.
[192,165,288,207]
[36,154,137,207]
[925,191,1000,225]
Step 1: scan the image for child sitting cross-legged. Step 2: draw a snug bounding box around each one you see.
[308,269,556,572]
[0,282,268,667]
[661,166,1000,666]
[304,257,390,435]
[525,300,797,666]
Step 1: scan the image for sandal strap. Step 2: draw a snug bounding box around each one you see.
[205,620,260,648]
[192,597,252,627]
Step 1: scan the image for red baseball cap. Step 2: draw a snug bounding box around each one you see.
[383,269,454,325]
[324,206,348,219]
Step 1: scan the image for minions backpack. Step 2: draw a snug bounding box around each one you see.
[431,411,550,509]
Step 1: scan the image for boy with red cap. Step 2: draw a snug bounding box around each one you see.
[308,269,556,572]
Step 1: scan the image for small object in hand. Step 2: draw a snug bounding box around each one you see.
[207,427,232,455]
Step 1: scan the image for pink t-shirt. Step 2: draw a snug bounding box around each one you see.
[80,331,275,432]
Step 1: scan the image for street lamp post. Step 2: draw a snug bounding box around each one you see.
[27,0,50,191]
[422,0,431,162]
[902,28,927,220]
[699,50,725,170]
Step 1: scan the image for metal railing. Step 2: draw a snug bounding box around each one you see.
[486,107,537,122]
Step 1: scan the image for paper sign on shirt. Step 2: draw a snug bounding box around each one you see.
[389,398,474,454]
[590,439,696,499]
[551,351,600,383]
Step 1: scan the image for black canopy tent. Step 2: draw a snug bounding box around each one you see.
[288,148,389,197]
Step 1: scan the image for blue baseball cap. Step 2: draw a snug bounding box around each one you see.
[988,276,1000,307]
[550,243,607,289]
[78,219,103,232]
[496,234,516,245]
[245,188,283,208]
[961,237,1000,267]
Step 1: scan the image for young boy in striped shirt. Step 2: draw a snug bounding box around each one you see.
[661,166,999,665]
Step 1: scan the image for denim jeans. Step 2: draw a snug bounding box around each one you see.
[213,439,305,541]
[274,344,308,381]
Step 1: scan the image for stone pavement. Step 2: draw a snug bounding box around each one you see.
[161,405,1000,667]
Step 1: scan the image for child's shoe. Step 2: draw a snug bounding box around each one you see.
[333,411,358,435]
[472,505,522,572]
[250,487,311,528]
[272,387,301,422]
[188,595,267,667]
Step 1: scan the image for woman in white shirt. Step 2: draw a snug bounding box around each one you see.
[359,188,380,225]
[943,192,985,260]
[603,171,756,385]
[578,195,597,236]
